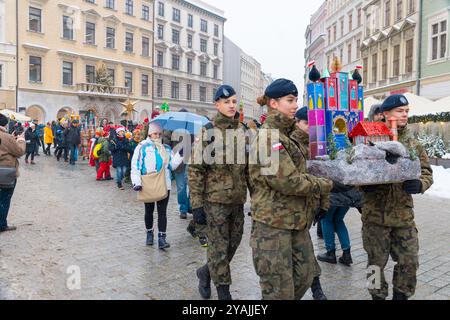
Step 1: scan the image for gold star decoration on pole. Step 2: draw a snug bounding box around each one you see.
[121,99,138,121]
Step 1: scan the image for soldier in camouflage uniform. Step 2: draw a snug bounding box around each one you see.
[361,94,433,300]
[249,79,336,300]
[188,85,248,300]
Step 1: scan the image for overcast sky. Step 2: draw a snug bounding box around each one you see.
[206,0,325,99]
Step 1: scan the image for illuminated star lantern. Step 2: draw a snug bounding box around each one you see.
[121,99,138,120]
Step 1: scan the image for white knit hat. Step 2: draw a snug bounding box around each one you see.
[148,123,162,136]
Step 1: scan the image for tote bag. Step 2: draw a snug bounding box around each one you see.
[137,168,168,203]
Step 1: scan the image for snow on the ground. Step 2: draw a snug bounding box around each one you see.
[425,165,450,199]
[443,153,450,160]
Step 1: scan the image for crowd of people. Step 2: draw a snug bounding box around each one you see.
[0,79,433,301]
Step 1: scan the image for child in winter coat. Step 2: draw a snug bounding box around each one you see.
[110,127,131,189]
[96,132,112,181]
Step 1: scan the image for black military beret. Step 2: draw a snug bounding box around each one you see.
[214,85,236,101]
[295,107,308,121]
[380,94,409,112]
[0,113,9,127]
[265,78,298,99]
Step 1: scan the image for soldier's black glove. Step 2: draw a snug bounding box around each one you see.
[313,208,328,226]
[133,185,142,191]
[402,180,422,195]
[361,185,378,193]
[331,181,353,193]
[193,208,207,225]
[356,207,363,214]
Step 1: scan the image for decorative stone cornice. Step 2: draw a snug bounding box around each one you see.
[103,15,121,25]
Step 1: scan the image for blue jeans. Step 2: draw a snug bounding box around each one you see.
[321,206,351,251]
[69,144,77,164]
[173,166,190,214]
[0,181,17,230]
[115,166,127,184]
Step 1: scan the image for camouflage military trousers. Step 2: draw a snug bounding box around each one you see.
[205,202,245,286]
[250,221,317,300]
[362,223,419,299]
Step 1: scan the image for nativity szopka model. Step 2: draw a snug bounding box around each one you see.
[306,57,421,186]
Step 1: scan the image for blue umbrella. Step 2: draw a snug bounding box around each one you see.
[150,112,209,135]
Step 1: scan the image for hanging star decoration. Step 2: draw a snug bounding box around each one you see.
[121,99,138,118]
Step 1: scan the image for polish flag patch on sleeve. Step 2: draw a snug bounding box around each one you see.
[272,143,284,151]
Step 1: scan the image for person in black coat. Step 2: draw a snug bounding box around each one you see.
[109,127,131,189]
[25,124,38,164]
[64,120,81,165]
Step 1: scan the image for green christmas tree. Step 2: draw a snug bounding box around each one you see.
[96,63,114,88]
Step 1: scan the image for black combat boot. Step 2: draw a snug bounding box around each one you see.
[186,224,196,238]
[216,285,232,300]
[310,276,327,300]
[372,295,386,300]
[392,290,408,300]
[317,250,337,264]
[316,222,323,239]
[338,248,353,266]
[196,264,211,299]
[158,232,170,250]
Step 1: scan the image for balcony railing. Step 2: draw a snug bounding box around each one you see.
[76,83,129,98]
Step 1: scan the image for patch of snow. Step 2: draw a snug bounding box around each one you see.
[425,165,450,199]
[442,153,450,160]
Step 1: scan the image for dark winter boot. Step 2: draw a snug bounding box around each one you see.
[338,248,353,266]
[216,285,232,300]
[392,290,408,300]
[310,276,327,300]
[372,295,386,300]
[186,224,196,238]
[146,230,154,246]
[158,232,170,250]
[196,264,211,299]
[317,250,337,264]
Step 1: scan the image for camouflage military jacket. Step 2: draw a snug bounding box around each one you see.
[188,111,248,209]
[361,126,433,228]
[249,110,332,231]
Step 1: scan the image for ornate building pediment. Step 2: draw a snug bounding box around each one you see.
[212,57,222,64]
[82,9,101,20]
[155,41,168,50]
[185,49,197,57]
[198,53,210,63]
[103,15,121,25]
[23,43,50,55]
[170,45,185,55]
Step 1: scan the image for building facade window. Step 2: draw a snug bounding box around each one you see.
[86,65,95,83]
[333,24,337,42]
[187,58,193,74]
[408,0,415,14]
[214,42,218,56]
[142,74,149,96]
[188,14,193,28]
[348,43,352,64]
[187,84,192,100]
[371,53,378,83]
[125,32,134,52]
[172,29,180,44]
[29,56,41,82]
[213,64,218,79]
[142,5,150,20]
[106,27,115,48]
[363,57,368,85]
[157,79,163,97]
[382,49,388,79]
[142,36,150,56]
[201,19,208,33]
[385,0,391,27]
[158,2,164,17]
[199,86,206,102]
[328,28,331,45]
[396,0,403,22]
[358,8,362,26]
[172,54,180,70]
[125,71,133,92]
[157,24,164,40]
[200,39,207,53]
[356,39,361,58]
[107,68,115,85]
[157,51,164,67]
[173,8,181,22]
[63,16,73,40]
[214,24,219,37]
[340,48,344,64]
[171,81,179,99]
[200,62,207,76]
[340,18,344,38]
[188,34,193,48]
[405,39,413,73]
[431,20,447,61]
[63,61,73,86]
[29,7,41,32]
[393,44,400,76]
[86,22,96,44]
[349,13,353,32]
[105,0,115,9]
[125,0,133,16]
